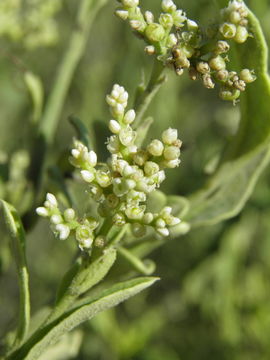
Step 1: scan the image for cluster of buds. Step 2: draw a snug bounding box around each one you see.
[36,193,100,251]
[115,0,256,102]
[36,84,182,250]
[0,0,61,48]
[219,0,249,44]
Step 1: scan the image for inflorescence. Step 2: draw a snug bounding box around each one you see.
[115,0,256,102]
[37,84,181,251]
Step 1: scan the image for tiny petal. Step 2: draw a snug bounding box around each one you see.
[46,193,58,207]
[156,227,170,237]
[81,170,95,183]
[36,207,49,217]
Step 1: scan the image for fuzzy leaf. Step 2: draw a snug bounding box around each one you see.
[9,277,158,360]
[1,200,30,347]
[175,6,270,227]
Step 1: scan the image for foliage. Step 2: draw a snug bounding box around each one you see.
[0,0,270,359]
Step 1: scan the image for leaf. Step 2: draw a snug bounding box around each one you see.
[174,6,270,227]
[46,248,117,325]
[69,116,91,148]
[135,117,154,147]
[1,200,30,347]
[24,71,44,124]
[9,277,159,360]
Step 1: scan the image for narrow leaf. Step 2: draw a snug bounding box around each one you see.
[1,200,30,347]
[9,277,158,360]
[69,116,91,148]
[24,71,44,124]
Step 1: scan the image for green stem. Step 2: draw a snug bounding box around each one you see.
[38,0,107,144]
[117,246,155,275]
[133,60,167,129]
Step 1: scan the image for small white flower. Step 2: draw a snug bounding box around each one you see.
[147,139,164,156]
[123,109,136,124]
[161,0,177,12]
[162,128,178,145]
[165,159,181,168]
[71,149,80,159]
[50,214,62,225]
[56,224,70,240]
[46,193,58,207]
[109,120,121,134]
[163,146,180,160]
[119,127,136,146]
[156,227,170,237]
[36,207,49,217]
[64,208,75,222]
[115,9,129,20]
[87,151,97,167]
[144,161,159,176]
[145,11,154,24]
[81,170,95,183]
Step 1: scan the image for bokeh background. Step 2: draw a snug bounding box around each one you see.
[1,0,270,359]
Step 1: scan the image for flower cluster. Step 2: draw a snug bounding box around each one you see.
[36,193,100,251]
[115,0,256,102]
[0,0,62,48]
[37,84,182,250]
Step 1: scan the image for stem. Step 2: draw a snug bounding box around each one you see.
[117,246,155,275]
[39,0,107,145]
[133,60,167,129]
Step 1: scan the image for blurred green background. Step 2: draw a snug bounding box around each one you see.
[1,0,270,359]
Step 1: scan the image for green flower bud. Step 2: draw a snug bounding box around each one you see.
[96,171,112,188]
[131,223,147,237]
[163,146,180,160]
[215,40,230,54]
[219,22,237,39]
[209,56,226,71]
[144,161,159,176]
[64,208,75,222]
[119,127,136,146]
[196,61,210,74]
[234,25,249,43]
[145,23,166,42]
[147,139,164,156]
[173,9,186,27]
[219,86,240,101]
[143,212,154,224]
[133,150,149,166]
[229,10,241,24]
[121,0,139,8]
[239,69,256,83]
[162,128,178,145]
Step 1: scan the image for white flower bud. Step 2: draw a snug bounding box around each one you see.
[156,227,169,236]
[71,149,80,159]
[78,238,93,250]
[163,146,180,160]
[127,190,146,203]
[50,214,62,225]
[130,20,145,31]
[115,10,129,20]
[164,159,181,168]
[123,164,135,177]
[87,151,97,167]
[144,161,159,176]
[156,218,166,228]
[147,139,164,156]
[36,207,49,217]
[167,33,177,47]
[145,45,156,55]
[81,170,95,183]
[128,145,138,154]
[109,120,121,134]
[106,95,116,107]
[124,109,136,124]
[162,0,177,12]
[162,128,178,145]
[64,208,75,222]
[219,22,237,39]
[56,224,70,240]
[122,0,139,8]
[159,13,173,29]
[187,19,198,31]
[234,25,249,43]
[166,216,181,226]
[114,103,125,117]
[119,91,129,103]
[143,212,154,224]
[46,193,58,207]
[145,11,154,24]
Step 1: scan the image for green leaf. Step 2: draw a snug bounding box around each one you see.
[24,71,44,124]
[45,248,117,325]
[135,117,153,147]
[1,200,30,347]
[69,116,91,148]
[175,6,270,227]
[9,277,159,360]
